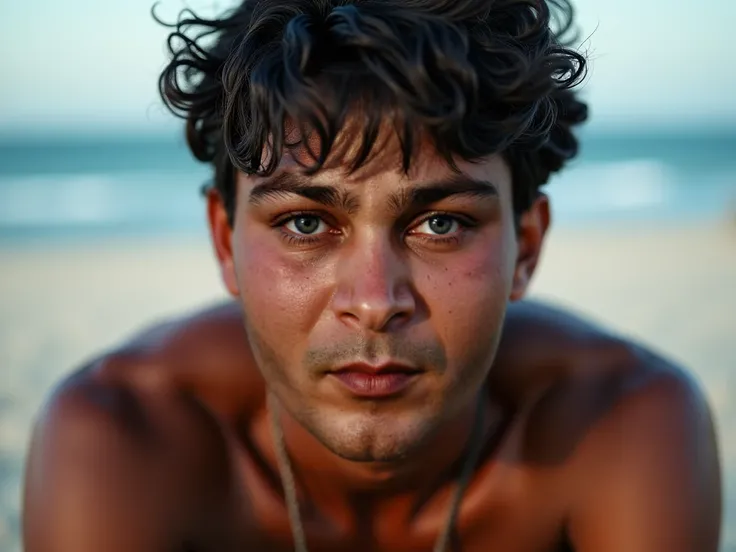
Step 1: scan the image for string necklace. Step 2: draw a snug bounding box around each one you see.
[268,395,487,552]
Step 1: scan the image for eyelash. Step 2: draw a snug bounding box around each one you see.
[413,212,478,246]
[272,211,333,246]
[272,210,475,247]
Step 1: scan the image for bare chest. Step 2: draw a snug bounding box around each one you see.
[186,459,573,552]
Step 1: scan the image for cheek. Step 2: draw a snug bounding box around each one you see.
[419,232,515,365]
[232,231,336,345]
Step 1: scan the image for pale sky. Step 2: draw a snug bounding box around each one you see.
[1,0,735,135]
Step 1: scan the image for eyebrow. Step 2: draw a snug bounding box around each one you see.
[247,172,499,214]
[387,175,499,215]
[248,172,360,213]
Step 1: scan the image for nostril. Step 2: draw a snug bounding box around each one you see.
[339,311,361,327]
[387,311,408,325]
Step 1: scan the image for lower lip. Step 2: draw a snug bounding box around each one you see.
[330,371,419,398]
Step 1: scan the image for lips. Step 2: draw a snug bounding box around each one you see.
[329,363,422,398]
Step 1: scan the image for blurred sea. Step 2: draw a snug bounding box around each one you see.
[0,129,735,242]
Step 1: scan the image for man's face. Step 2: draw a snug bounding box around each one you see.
[210,132,546,462]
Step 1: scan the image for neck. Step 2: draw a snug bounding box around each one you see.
[259,392,498,531]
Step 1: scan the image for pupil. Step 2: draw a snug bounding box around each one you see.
[429,216,452,234]
[295,216,319,234]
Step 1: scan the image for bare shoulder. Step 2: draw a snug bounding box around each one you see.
[101,300,264,414]
[504,300,718,462]
[561,333,720,488]
[503,301,720,550]
[23,303,253,551]
[564,355,722,551]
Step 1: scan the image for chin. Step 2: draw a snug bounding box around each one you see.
[306,407,438,463]
[324,437,414,463]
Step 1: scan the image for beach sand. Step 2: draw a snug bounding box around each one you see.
[1,221,735,551]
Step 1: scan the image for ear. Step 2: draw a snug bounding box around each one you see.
[206,187,240,297]
[509,193,551,302]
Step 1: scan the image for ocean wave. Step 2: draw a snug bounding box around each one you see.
[548,159,671,212]
[548,158,735,221]
[0,174,120,225]
[0,172,204,230]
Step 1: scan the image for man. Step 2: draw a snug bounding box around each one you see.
[23,0,721,551]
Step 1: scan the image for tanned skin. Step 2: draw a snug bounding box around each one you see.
[23,141,721,551]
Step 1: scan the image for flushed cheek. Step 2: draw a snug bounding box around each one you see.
[419,244,511,370]
[235,238,335,345]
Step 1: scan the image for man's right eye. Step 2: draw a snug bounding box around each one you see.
[283,215,329,236]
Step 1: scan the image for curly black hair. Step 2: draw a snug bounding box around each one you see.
[156,0,588,224]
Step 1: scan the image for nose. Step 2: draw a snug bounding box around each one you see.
[331,231,416,332]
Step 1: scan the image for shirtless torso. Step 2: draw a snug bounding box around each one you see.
[23,300,720,552]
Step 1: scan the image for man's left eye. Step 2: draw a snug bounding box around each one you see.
[413,215,461,236]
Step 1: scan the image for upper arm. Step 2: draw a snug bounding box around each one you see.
[568,368,721,552]
[23,374,180,552]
